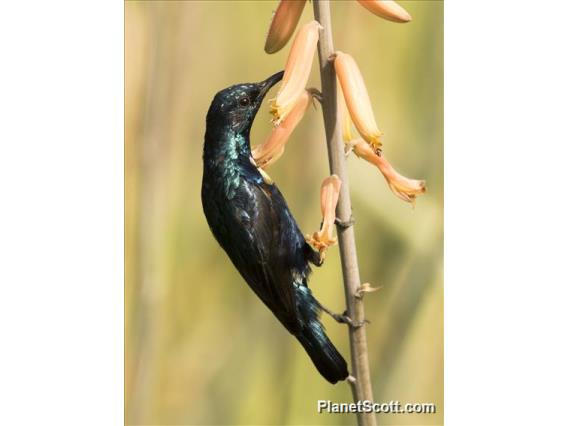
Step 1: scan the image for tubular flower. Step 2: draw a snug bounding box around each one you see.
[338,82,355,144]
[253,89,313,169]
[351,139,426,206]
[338,83,363,158]
[270,20,321,125]
[264,0,307,54]
[334,52,383,154]
[307,175,342,255]
[356,0,412,23]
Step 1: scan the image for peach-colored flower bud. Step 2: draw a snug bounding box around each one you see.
[270,20,321,125]
[264,0,307,54]
[352,139,425,206]
[357,0,412,23]
[307,175,342,254]
[253,90,312,168]
[334,52,383,154]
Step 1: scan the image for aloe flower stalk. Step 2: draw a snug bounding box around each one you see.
[334,51,384,154]
[253,89,313,168]
[270,20,321,125]
[357,0,412,23]
[264,0,308,54]
[307,175,342,255]
[351,138,426,206]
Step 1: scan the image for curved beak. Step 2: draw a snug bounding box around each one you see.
[257,70,284,103]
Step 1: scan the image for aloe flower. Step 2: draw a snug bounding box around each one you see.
[338,82,355,144]
[264,0,307,54]
[334,51,383,154]
[270,20,321,125]
[253,89,313,168]
[307,175,342,255]
[351,139,426,206]
[357,0,412,23]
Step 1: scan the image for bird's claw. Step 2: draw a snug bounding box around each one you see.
[335,216,355,229]
[318,303,369,328]
[331,310,370,329]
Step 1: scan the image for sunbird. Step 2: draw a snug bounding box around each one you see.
[201,71,349,384]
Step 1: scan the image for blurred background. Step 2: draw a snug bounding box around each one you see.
[125,1,443,425]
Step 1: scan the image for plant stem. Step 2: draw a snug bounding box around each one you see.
[312,1,377,425]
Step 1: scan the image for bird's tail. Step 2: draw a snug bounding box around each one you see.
[294,285,349,384]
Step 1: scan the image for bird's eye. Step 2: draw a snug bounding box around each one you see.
[239,96,250,107]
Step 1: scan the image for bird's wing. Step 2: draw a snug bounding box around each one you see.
[226,180,309,334]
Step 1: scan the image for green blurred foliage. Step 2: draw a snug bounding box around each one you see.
[125,1,443,425]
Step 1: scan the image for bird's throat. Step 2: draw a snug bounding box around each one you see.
[203,130,260,199]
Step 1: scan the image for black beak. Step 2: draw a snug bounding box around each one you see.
[257,70,284,102]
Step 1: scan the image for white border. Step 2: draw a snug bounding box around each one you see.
[446,0,568,424]
[1,0,567,424]
[0,1,123,424]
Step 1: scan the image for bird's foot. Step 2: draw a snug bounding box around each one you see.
[333,311,370,329]
[335,216,355,229]
[320,304,369,329]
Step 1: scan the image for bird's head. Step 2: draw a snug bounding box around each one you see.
[206,71,284,136]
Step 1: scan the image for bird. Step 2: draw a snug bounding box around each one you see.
[201,71,349,384]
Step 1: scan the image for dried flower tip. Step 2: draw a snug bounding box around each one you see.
[253,90,312,169]
[264,0,307,54]
[307,175,342,253]
[270,20,321,125]
[334,52,383,153]
[357,0,412,23]
[352,139,426,206]
[355,282,381,299]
